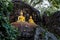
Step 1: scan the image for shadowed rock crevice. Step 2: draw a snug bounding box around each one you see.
[42,11,60,36]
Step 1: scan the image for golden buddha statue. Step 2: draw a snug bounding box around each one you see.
[17,10,25,22]
[28,16,35,24]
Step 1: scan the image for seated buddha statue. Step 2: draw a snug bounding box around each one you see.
[17,10,25,22]
[28,16,35,24]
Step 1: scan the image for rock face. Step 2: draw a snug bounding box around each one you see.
[42,11,60,36]
[10,0,60,40]
[11,22,37,40]
[34,26,58,40]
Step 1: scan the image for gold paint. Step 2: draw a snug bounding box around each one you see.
[28,16,35,24]
[17,10,25,22]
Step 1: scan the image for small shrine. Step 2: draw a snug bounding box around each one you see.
[10,0,40,40]
[17,10,36,24]
[10,0,41,25]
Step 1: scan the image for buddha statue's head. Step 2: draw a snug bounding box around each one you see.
[20,10,23,16]
[30,16,32,19]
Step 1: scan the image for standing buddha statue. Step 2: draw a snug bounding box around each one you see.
[17,10,25,22]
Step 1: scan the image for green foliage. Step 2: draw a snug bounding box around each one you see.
[22,0,42,7]
[48,0,60,8]
[0,0,18,40]
[44,0,60,16]
[45,6,58,16]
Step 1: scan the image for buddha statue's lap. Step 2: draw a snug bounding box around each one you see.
[17,16,25,22]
